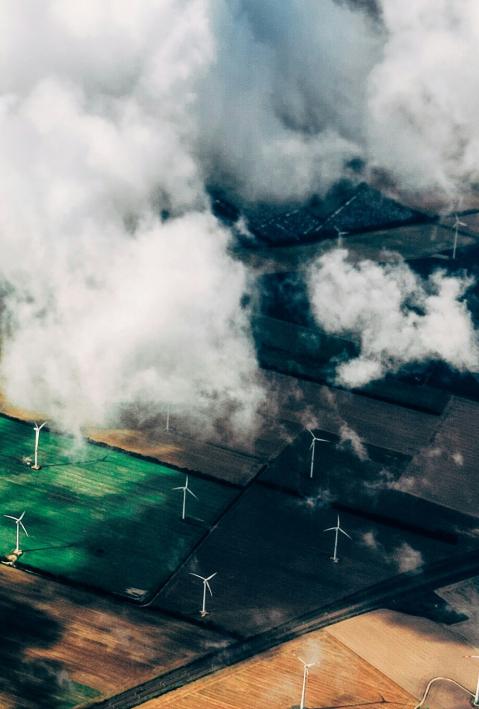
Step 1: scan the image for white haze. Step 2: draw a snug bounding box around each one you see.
[308,250,479,387]
[2,1,479,432]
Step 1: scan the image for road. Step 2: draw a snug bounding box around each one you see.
[84,547,479,708]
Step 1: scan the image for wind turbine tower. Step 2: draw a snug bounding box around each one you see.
[4,511,29,554]
[173,475,198,520]
[190,571,217,617]
[453,214,467,260]
[465,655,479,706]
[323,514,351,563]
[31,421,47,470]
[298,657,315,709]
[307,429,328,480]
[334,226,348,248]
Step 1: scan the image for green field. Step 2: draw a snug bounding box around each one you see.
[0,415,237,601]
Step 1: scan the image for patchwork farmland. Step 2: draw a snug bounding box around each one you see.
[0,415,238,602]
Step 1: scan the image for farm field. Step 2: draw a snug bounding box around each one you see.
[266,370,441,458]
[0,390,300,488]
[153,481,466,638]
[0,414,238,601]
[242,219,479,275]
[137,623,415,708]
[0,563,232,709]
[399,397,479,517]
[329,609,477,709]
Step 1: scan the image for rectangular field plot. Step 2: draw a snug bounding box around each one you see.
[0,415,237,601]
[154,483,467,638]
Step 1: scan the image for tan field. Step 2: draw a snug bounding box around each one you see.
[135,609,479,709]
[328,610,478,709]
[138,626,415,709]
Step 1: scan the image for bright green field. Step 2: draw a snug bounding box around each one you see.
[0,415,237,601]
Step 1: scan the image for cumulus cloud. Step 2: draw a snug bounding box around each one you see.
[0,1,262,436]
[2,0,479,436]
[367,0,479,204]
[202,0,479,205]
[308,250,479,387]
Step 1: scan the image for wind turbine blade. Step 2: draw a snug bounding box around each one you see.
[297,657,306,665]
[19,511,26,521]
[323,527,335,532]
[189,573,204,581]
[339,527,352,539]
[172,486,184,491]
[39,422,47,430]
[206,572,217,581]
[205,581,213,597]
[4,515,17,521]
[187,488,198,499]
[19,522,29,536]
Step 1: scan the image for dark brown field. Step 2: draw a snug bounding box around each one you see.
[0,564,233,708]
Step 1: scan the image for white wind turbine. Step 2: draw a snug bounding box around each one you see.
[190,571,217,617]
[31,421,47,470]
[334,226,348,248]
[453,214,467,260]
[465,655,479,706]
[323,514,351,563]
[298,657,316,709]
[307,429,329,480]
[165,403,170,432]
[173,475,198,520]
[4,511,28,554]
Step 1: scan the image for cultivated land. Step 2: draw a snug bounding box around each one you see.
[1,206,479,706]
[1,361,479,707]
[138,624,416,709]
[328,609,478,709]
[0,414,238,601]
[0,563,232,709]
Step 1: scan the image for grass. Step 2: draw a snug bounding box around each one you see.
[0,415,237,601]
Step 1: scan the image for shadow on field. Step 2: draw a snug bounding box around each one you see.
[0,582,67,708]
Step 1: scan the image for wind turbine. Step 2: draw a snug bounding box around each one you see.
[298,657,316,709]
[334,226,348,248]
[190,571,217,617]
[165,403,170,432]
[31,421,47,470]
[307,429,329,479]
[464,655,479,706]
[452,214,467,260]
[173,475,198,520]
[4,511,28,554]
[323,514,351,563]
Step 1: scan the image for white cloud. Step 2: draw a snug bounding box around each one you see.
[0,1,262,435]
[308,250,478,387]
[394,542,423,573]
[2,0,479,437]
